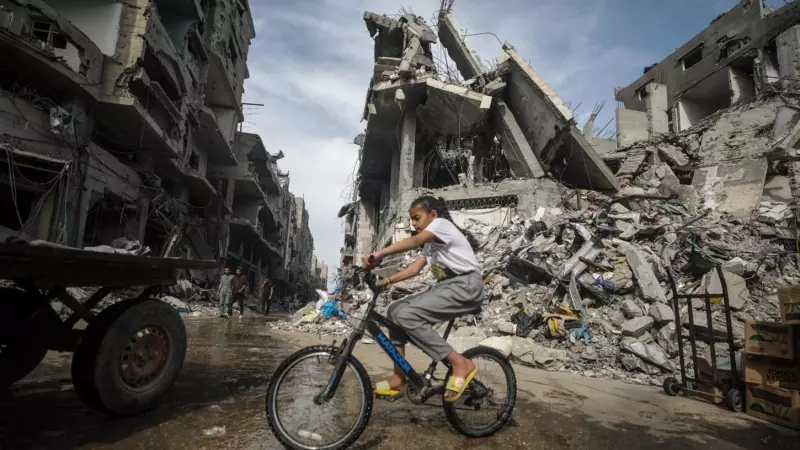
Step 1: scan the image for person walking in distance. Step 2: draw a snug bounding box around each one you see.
[217,267,234,318]
[231,267,248,318]
[260,277,275,315]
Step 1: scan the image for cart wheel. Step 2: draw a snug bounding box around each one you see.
[662,377,681,396]
[72,299,186,415]
[0,288,61,389]
[725,388,743,413]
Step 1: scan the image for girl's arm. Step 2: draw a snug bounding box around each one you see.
[363,230,435,268]
[378,257,427,287]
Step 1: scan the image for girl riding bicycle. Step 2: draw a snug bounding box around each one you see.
[362,195,483,402]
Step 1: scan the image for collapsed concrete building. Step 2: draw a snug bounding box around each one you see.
[609,0,800,220]
[339,9,620,278]
[0,0,324,300]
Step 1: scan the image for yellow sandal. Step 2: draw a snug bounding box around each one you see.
[374,380,404,401]
[444,368,478,403]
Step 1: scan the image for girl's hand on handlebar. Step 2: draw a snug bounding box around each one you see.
[362,252,382,270]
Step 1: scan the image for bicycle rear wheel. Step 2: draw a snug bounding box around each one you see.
[443,346,517,438]
[266,345,373,450]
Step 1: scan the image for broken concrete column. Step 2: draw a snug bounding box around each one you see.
[398,35,421,77]
[354,198,377,262]
[493,100,546,179]
[616,147,649,184]
[616,109,649,147]
[645,83,669,137]
[616,240,667,303]
[437,11,485,80]
[390,106,417,200]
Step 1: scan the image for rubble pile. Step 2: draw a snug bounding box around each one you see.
[276,161,798,386]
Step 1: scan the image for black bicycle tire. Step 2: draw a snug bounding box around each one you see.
[442,346,517,438]
[266,345,374,450]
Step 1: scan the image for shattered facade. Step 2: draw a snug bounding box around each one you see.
[0,0,322,300]
[340,9,620,281]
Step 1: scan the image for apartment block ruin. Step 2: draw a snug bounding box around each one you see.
[0,0,325,299]
[339,8,620,277]
[608,0,800,220]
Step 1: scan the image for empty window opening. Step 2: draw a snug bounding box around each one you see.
[763,39,780,83]
[636,86,650,101]
[681,44,704,70]
[32,20,66,49]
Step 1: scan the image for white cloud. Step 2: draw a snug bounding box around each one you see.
[245,0,652,285]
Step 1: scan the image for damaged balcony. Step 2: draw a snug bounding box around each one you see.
[195,106,238,166]
[0,0,104,98]
[204,0,254,111]
[95,3,194,162]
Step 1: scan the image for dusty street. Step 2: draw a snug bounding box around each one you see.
[1,317,797,450]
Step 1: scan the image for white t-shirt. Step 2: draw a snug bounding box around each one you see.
[422,218,481,276]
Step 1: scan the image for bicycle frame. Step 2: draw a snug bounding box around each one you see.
[316,278,453,404]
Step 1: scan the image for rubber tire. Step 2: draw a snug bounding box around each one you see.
[662,377,681,396]
[0,288,61,389]
[71,299,187,416]
[443,346,518,438]
[266,345,373,450]
[726,388,743,413]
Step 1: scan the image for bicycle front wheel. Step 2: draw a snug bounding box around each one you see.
[443,346,517,438]
[266,345,373,450]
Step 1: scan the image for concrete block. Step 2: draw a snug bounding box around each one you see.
[622,299,644,319]
[704,269,749,311]
[451,326,488,340]
[649,303,675,324]
[621,337,673,372]
[622,316,655,337]
[447,336,483,353]
[511,337,568,369]
[657,144,689,167]
[479,336,513,357]
[656,322,679,357]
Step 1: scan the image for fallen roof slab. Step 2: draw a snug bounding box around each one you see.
[437,11,486,80]
[499,44,620,192]
[418,78,492,136]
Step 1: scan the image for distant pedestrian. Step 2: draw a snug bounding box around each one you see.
[231,267,248,318]
[260,277,275,315]
[217,267,234,318]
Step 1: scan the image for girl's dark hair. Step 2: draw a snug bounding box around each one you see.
[410,195,480,251]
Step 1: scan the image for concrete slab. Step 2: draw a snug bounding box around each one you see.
[493,100,546,178]
[500,44,619,191]
[417,78,491,136]
[692,159,769,216]
[437,11,485,80]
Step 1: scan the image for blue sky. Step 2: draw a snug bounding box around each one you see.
[241,0,783,284]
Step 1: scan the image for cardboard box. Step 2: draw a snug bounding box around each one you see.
[744,355,800,391]
[745,384,800,430]
[779,285,800,325]
[744,321,795,360]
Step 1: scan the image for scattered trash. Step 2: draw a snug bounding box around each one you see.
[203,425,226,439]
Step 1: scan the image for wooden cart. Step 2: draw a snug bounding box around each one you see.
[0,239,216,415]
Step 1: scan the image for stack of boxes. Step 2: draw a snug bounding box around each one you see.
[743,285,800,430]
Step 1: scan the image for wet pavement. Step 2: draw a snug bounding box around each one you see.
[1,316,798,449]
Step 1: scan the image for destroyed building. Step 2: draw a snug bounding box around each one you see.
[0,0,324,300]
[338,9,619,278]
[609,0,800,218]
[313,5,800,386]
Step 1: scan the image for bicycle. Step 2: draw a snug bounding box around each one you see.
[266,269,517,449]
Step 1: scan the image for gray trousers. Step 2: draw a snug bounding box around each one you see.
[219,291,232,315]
[387,272,484,361]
